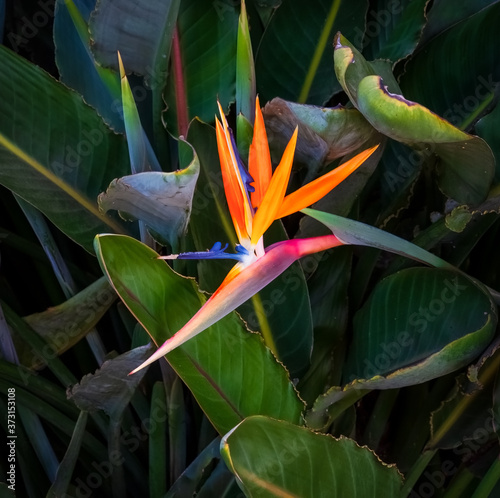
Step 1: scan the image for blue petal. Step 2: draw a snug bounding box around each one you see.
[228,127,255,193]
[176,242,246,261]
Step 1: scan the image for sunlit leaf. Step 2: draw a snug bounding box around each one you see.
[94,234,304,435]
[334,35,495,204]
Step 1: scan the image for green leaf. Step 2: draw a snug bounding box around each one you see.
[47,410,89,498]
[89,0,180,86]
[54,0,123,131]
[307,268,496,430]
[118,52,148,173]
[94,234,304,435]
[262,97,379,174]
[0,46,130,253]
[18,277,116,369]
[400,2,500,121]
[362,0,428,62]
[68,346,152,418]
[334,34,495,204]
[221,415,403,497]
[302,208,453,269]
[163,1,238,133]
[356,75,495,205]
[345,268,496,384]
[236,0,256,121]
[98,139,200,248]
[256,0,368,104]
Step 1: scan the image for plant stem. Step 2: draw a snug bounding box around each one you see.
[470,457,500,498]
[171,25,189,137]
[399,450,437,498]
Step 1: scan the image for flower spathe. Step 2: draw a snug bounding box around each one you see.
[130,98,378,374]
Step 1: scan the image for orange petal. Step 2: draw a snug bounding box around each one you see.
[250,128,298,246]
[248,96,272,208]
[216,103,254,242]
[276,145,379,219]
[216,119,247,241]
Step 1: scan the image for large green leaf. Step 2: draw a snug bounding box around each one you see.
[400,2,500,120]
[221,415,403,497]
[344,268,497,384]
[89,0,179,83]
[334,34,495,205]
[255,0,368,104]
[94,234,304,435]
[307,268,496,430]
[0,46,130,252]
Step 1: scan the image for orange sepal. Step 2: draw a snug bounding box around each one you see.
[216,118,248,242]
[250,128,298,246]
[276,145,379,219]
[248,96,272,208]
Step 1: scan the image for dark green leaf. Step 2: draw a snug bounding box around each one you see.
[362,0,427,62]
[400,2,500,121]
[0,46,130,253]
[163,1,238,133]
[256,0,368,104]
[221,415,403,497]
[18,277,116,369]
[344,268,496,384]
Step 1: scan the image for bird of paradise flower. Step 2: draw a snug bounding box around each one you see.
[130,98,377,374]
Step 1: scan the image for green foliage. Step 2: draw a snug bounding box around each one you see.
[1,1,500,497]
